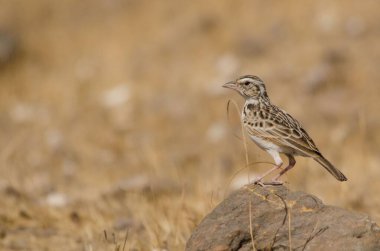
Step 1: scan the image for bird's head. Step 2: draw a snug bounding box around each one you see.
[223,75,269,101]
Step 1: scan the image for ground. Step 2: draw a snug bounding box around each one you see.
[0,0,379,250]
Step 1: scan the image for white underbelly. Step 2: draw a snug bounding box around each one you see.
[250,135,281,151]
[250,135,305,156]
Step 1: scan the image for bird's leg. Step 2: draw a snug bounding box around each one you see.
[253,150,283,185]
[272,154,296,182]
[252,164,282,185]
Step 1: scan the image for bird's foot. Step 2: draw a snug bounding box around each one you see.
[251,177,283,187]
[253,180,266,187]
[251,177,265,186]
[263,180,284,186]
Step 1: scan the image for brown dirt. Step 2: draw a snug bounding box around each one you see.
[0,0,379,250]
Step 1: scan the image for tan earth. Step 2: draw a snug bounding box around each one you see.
[0,0,379,250]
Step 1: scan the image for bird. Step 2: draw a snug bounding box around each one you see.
[223,75,347,185]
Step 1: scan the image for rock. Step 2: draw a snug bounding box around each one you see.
[186,184,380,251]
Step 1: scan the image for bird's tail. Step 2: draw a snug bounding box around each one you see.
[314,156,347,182]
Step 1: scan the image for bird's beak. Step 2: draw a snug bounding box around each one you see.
[222,81,237,90]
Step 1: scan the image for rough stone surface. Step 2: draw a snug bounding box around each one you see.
[186,185,380,251]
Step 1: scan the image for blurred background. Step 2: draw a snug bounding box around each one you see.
[0,0,379,250]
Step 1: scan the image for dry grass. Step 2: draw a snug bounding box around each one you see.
[0,0,380,250]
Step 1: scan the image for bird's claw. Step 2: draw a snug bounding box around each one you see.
[252,179,284,187]
[251,177,265,187]
[253,180,266,187]
[264,180,284,186]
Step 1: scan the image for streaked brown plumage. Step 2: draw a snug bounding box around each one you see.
[223,75,347,184]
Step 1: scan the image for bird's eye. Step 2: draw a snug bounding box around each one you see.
[244,82,250,86]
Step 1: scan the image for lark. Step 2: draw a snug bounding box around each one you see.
[223,75,347,185]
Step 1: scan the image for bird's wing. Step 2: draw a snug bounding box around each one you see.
[243,104,321,157]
